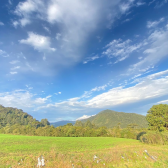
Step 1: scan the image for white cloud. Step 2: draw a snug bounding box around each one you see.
[20,18,31,27]
[2,70,168,118]
[43,26,50,33]
[0,50,9,57]
[11,66,20,70]
[76,114,95,120]
[8,0,12,5]
[35,95,52,104]
[0,90,33,109]
[147,18,165,28]
[10,60,20,64]
[19,32,56,52]
[47,3,62,23]
[0,22,4,26]
[55,92,61,95]
[10,71,18,75]
[120,0,134,13]
[15,0,37,15]
[87,70,168,108]
[83,55,99,64]
[13,0,140,71]
[14,0,45,26]
[12,21,19,28]
[157,99,168,104]
[36,69,168,113]
[129,23,168,73]
[103,39,142,63]
[91,85,108,92]
[136,1,146,6]
[149,0,156,6]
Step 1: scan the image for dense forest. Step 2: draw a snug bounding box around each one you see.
[0,105,50,128]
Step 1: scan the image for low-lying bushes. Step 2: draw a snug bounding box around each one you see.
[140,132,168,145]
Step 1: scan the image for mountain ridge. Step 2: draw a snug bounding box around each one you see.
[81,109,148,128]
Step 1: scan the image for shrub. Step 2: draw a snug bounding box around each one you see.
[140,132,168,145]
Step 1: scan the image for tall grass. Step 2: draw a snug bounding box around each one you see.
[1,134,168,167]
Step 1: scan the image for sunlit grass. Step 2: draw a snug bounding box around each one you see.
[0,134,168,167]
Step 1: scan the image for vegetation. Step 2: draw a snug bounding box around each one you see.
[140,132,168,145]
[1,104,168,167]
[81,109,148,128]
[146,104,168,131]
[0,105,50,128]
[1,134,168,168]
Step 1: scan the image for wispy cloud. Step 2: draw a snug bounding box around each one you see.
[103,39,142,63]
[147,18,165,28]
[0,50,9,57]
[129,23,168,73]
[136,1,146,6]
[0,22,4,26]
[34,69,168,116]
[10,60,20,64]
[157,99,168,104]
[83,55,99,64]
[11,66,20,70]
[10,71,18,75]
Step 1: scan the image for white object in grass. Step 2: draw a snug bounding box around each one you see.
[37,157,42,167]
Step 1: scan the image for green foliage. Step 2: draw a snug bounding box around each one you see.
[146,104,168,131]
[140,132,168,145]
[40,119,50,126]
[0,105,37,127]
[82,109,148,128]
[0,105,50,129]
[74,120,84,127]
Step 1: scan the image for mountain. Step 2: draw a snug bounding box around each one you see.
[50,120,76,127]
[81,109,148,128]
[0,105,49,127]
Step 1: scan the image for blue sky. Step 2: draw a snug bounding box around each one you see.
[0,0,168,122]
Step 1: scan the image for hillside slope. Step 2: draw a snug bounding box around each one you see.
[82,110,148,128]
[0,105,49,127]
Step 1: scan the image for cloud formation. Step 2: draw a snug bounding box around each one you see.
[130,22,168,73]
[147,18,164,28]
[19,32,56,52]
[33,69,168,120]
[103,39,142,63]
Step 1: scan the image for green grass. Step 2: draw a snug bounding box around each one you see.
[0,134,168,168]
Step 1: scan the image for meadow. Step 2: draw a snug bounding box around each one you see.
[0,134,168,168]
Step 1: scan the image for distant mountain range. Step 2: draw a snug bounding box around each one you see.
[50,109,148,128]
[0,105,148,129]
[50,120,76,127]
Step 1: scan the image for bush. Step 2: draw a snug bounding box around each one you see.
[140,132,168,145]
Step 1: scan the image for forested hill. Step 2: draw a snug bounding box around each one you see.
[81,110,148,128]
[0,105,49,128]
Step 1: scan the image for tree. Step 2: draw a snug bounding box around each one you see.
[146,104,168,131]
[74,121,83,127]
[40,119,50,127]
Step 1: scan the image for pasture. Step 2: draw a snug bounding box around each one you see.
[0,134,168,168]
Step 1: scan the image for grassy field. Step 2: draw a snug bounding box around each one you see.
[0,134,168,168]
